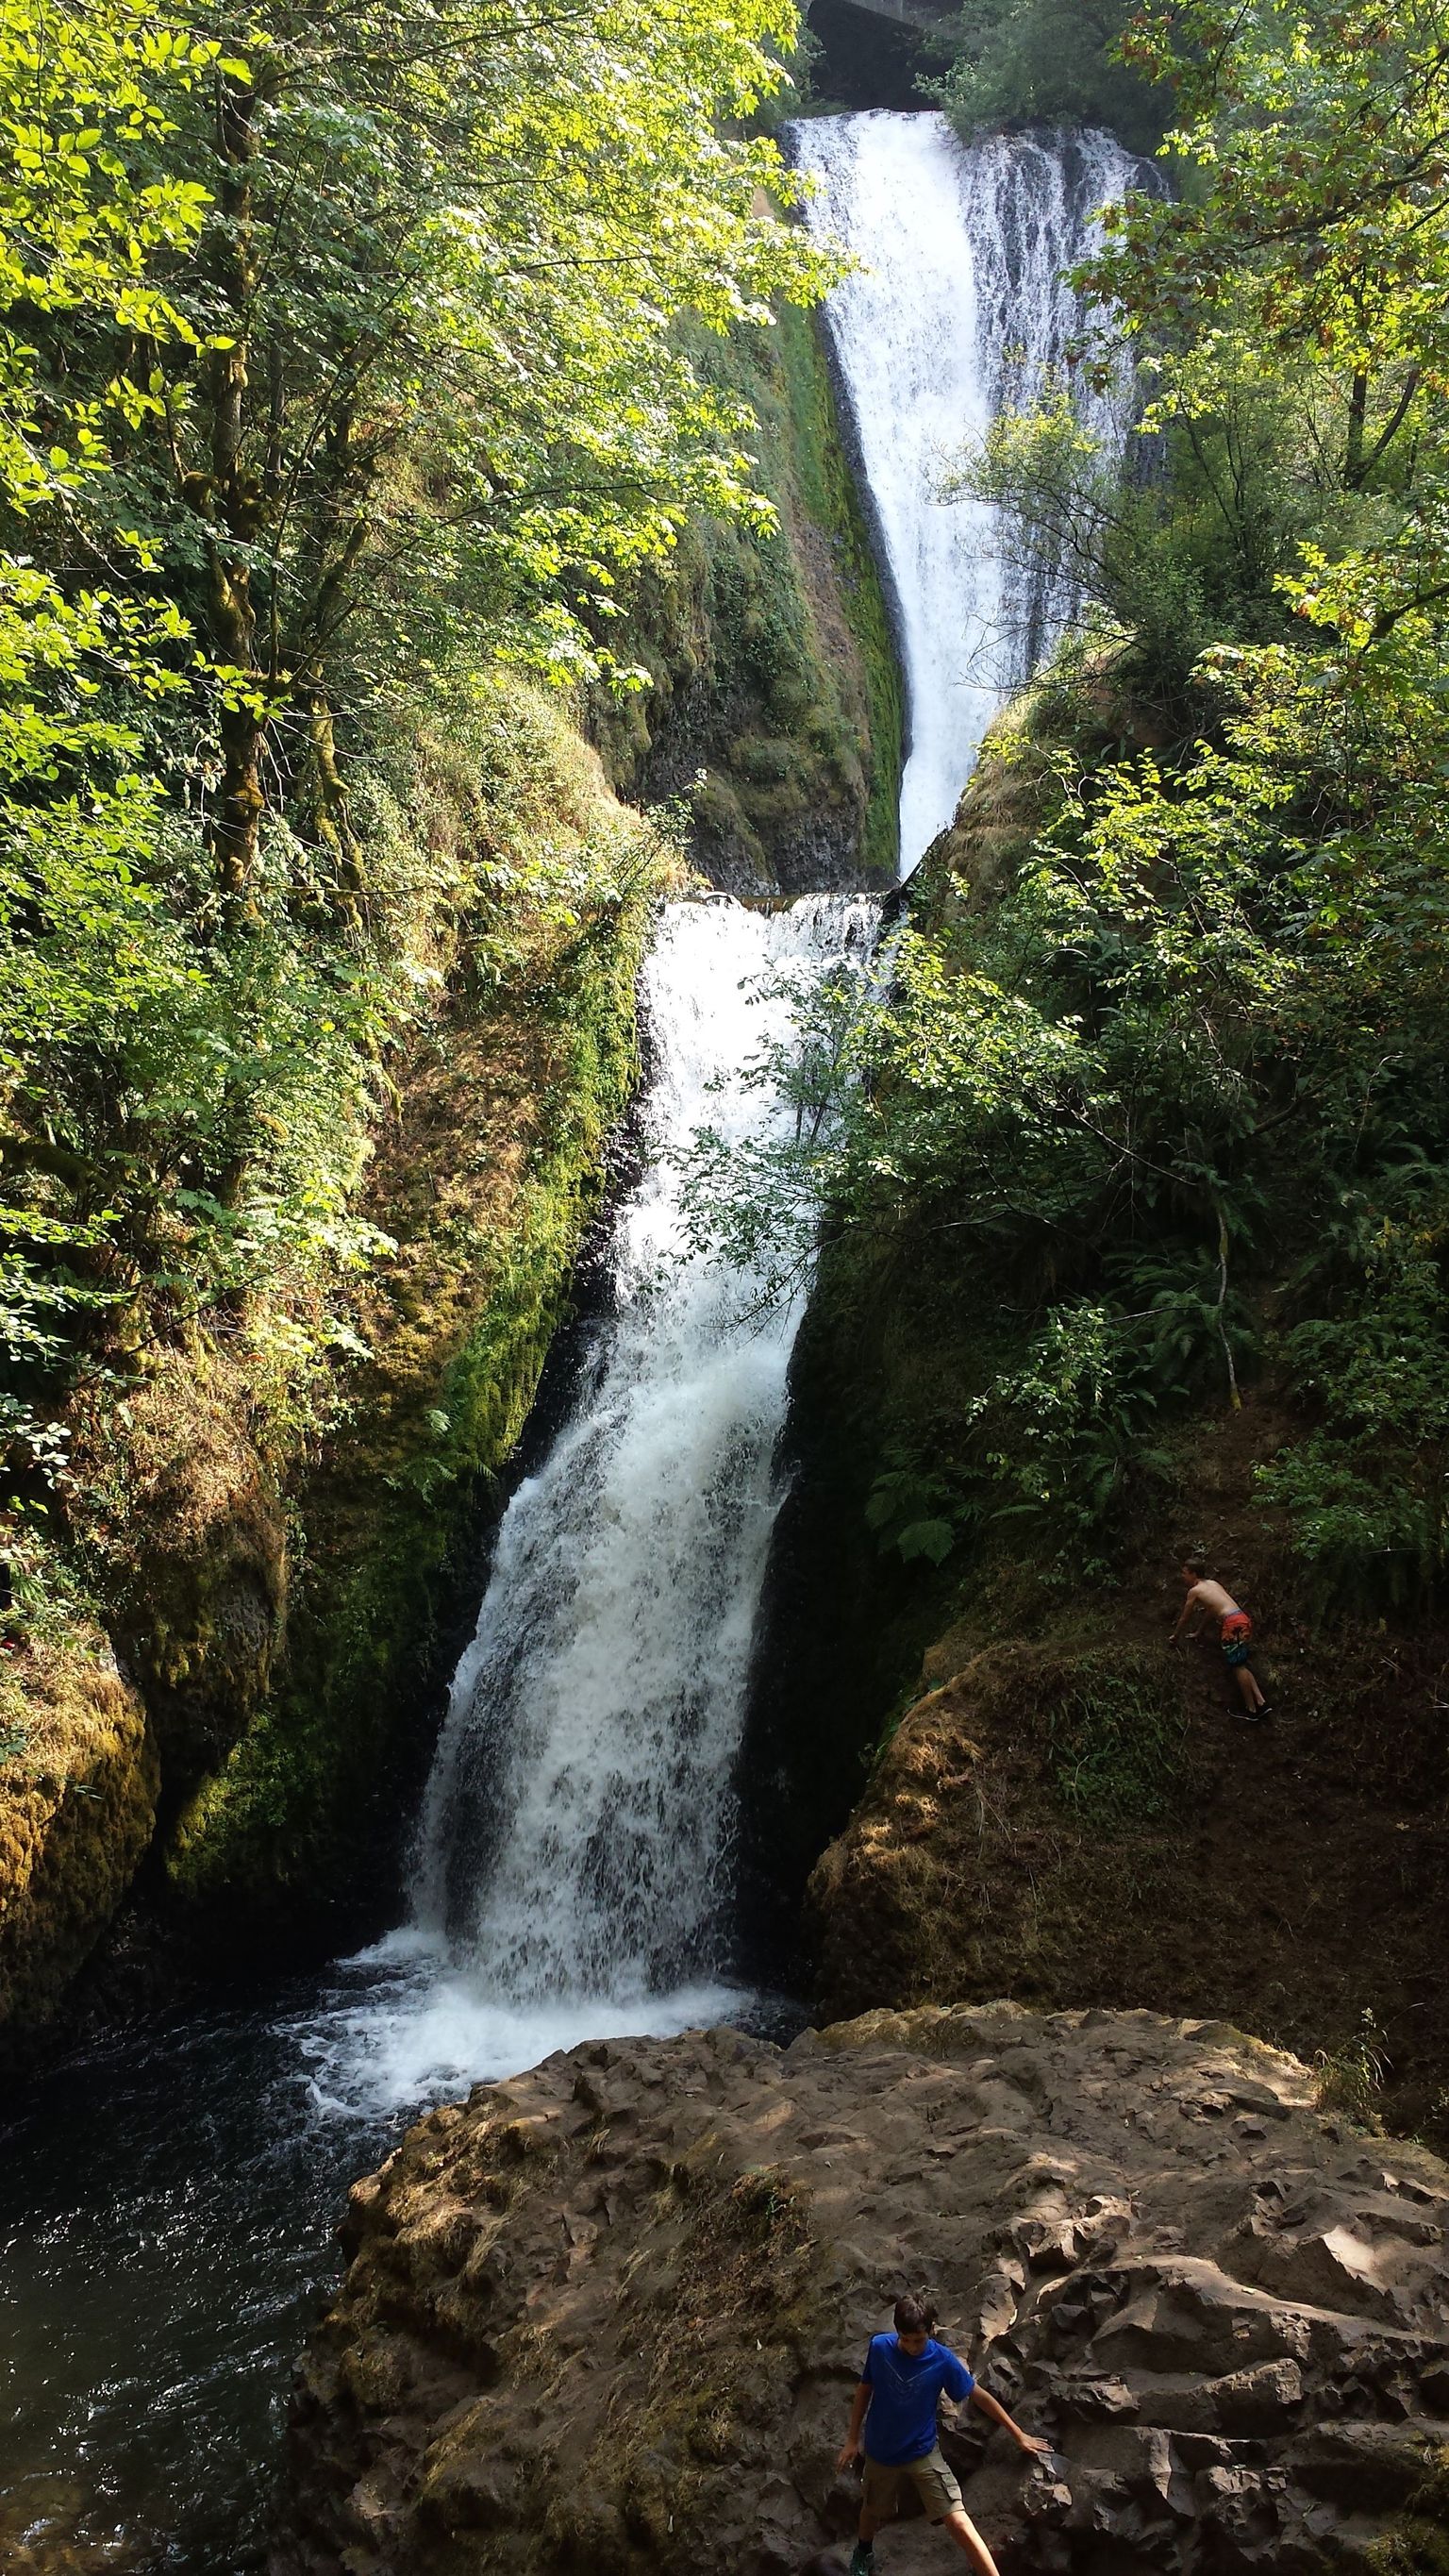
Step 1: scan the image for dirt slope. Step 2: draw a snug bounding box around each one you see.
[807,1397,1449,2142]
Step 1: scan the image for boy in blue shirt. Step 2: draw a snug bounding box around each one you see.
[836,2293,1048,2576]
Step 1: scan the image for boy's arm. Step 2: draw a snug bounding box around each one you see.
[1170,1584,1204,1643]
[969,2384,1050,2455]
[836,2382,871,2470]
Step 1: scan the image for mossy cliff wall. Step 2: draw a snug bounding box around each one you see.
[740,696,1449,2144]
[159,849,661,1949]
[0,687,676,2024]
[591,307,903,894]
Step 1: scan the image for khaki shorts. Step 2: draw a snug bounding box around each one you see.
[861,2446,963,2524]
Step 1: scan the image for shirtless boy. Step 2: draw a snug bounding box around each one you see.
[838,2293,1048,2576]
[1171,1555,1267,1717]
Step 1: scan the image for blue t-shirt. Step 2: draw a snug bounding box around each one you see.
[861,2333,974,2465]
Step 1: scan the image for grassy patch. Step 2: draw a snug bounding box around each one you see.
[1368,2451,1449,2576]
[1040,1649,1187,1827]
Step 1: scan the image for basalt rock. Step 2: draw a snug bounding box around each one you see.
[273,2003,1449,2576]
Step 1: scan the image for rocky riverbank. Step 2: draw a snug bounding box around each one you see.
[274,2003,1449,2574]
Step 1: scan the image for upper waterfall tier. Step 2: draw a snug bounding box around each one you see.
[792,111,1142,874]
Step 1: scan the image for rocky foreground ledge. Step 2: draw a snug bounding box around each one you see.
[273,2004,1449,2575]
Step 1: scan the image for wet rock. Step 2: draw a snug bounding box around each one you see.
[272,2004,1449,2576]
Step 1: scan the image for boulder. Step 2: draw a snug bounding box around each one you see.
[273,2003,1449,2575]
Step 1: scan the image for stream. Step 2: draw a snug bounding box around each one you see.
[2,109,1139,2574]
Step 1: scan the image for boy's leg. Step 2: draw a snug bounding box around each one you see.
[853,2460,894,2568]
[1234,1664,1266,1715]
[940,2508,1002,2576]
[849,2505,880,2576]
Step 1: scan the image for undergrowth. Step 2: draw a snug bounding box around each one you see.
[1368,2451,1449,2576]
[1040,1650,1186,1826]
[1313,2008,1390,2131]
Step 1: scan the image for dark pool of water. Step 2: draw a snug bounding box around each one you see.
[0,1970,408,2576]
[1,1958,802,2573]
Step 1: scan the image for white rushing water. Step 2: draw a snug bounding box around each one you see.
[309,895,874,2112]
[792,111,1142,872]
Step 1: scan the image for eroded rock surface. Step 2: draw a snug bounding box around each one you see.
[274,2004,1449,2575]
[0,1631,158,2034]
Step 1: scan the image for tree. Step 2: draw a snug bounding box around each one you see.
[926,0,1168,152]
[117,0,833,910]
[0,0,223,1474]
[1083,3,1449,628]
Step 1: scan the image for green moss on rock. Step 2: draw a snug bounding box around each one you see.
[592,307,902,892]
[0,1627,158,2030]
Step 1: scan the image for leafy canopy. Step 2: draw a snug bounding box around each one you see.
[925,0,1168,153]
[0,0,831,1512]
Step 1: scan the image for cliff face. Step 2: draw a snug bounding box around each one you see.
[795,1386,1449,2135]
[807,1602,1449,2125]
[274,2003,1449,2576]
[154,774,663,1953]
[0,689,675,2027]
[591,309,903,895]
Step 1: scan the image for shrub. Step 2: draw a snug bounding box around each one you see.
[925,0,1168,155]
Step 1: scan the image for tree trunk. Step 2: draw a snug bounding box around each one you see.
[208,520,265,908]
[1343,368,1369,491]
[300,674,365,923]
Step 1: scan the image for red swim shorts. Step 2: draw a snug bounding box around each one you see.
[1221,1611,1253,1667]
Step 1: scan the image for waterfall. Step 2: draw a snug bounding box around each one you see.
[307,116,1142,2116]
[310,895,874,2111]
[7,124,1160,2576]
[791,111,1143,873]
